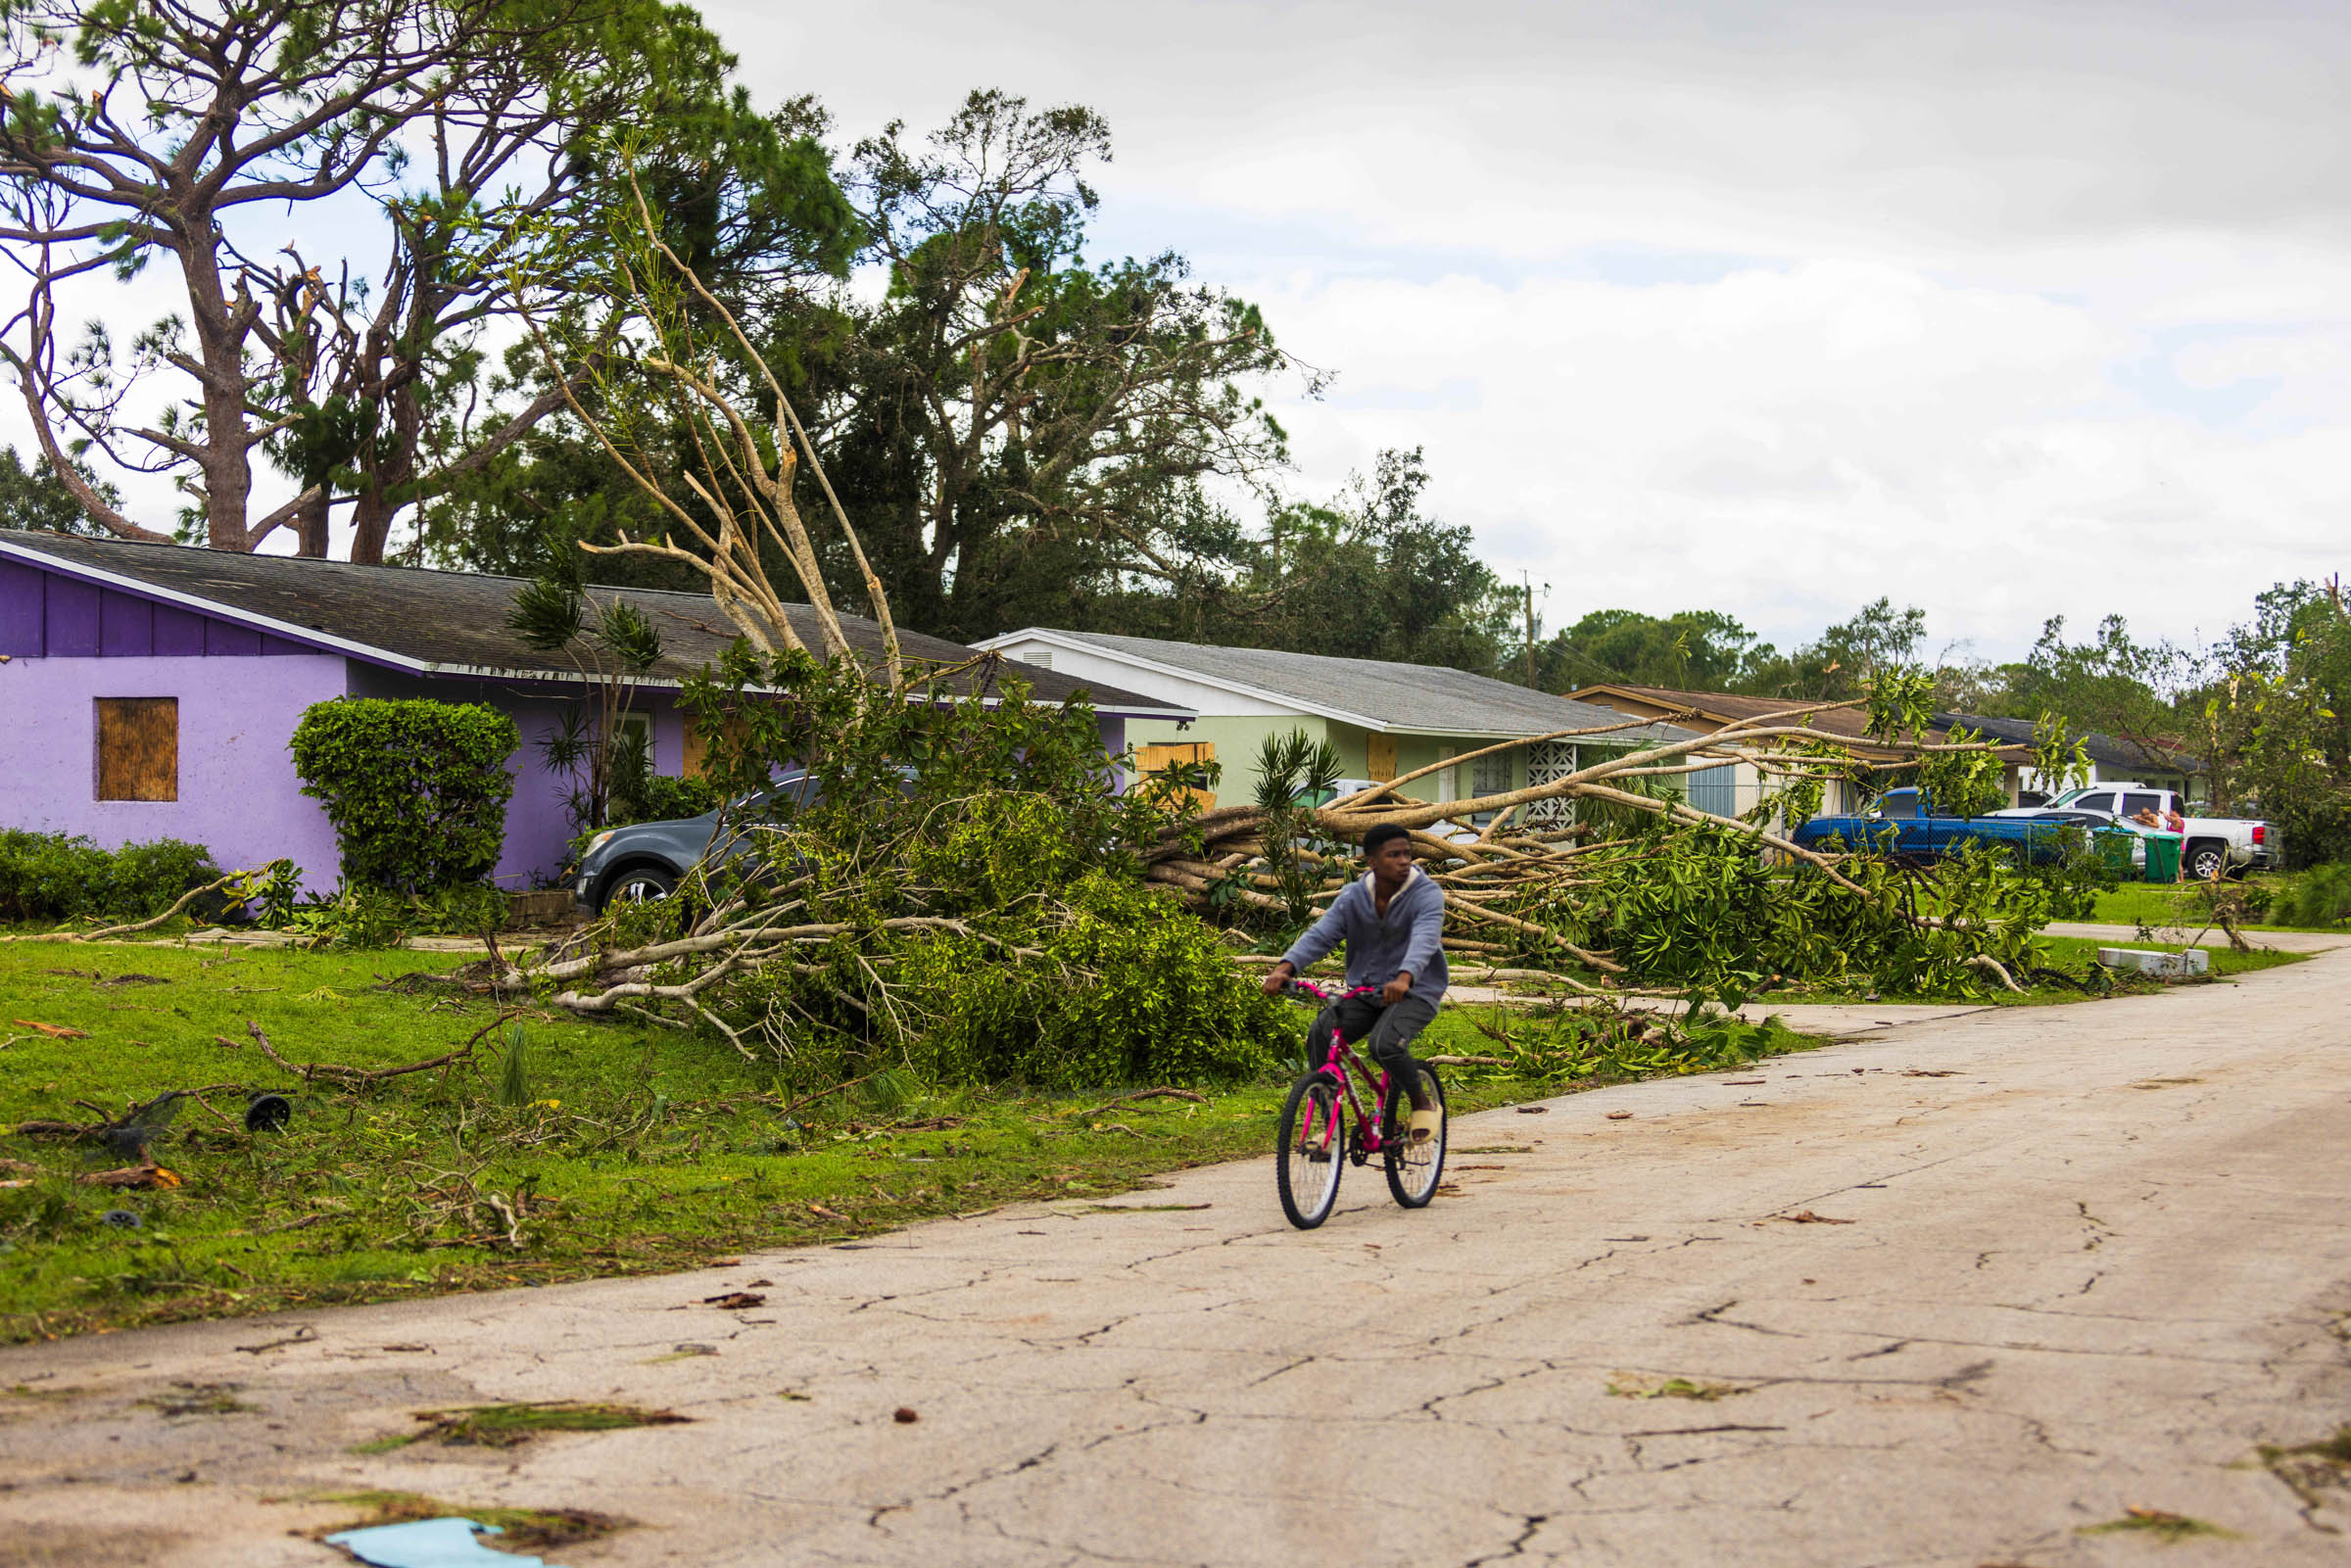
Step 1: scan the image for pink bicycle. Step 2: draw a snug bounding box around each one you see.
[1274,978,1449,1229]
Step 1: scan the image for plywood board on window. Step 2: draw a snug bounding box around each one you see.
[1367,734,1397,782]
[682,714,749,780]
[1135,741,1217,812]
[96,697,177,801]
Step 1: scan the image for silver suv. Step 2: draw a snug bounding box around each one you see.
[571,774,816,914]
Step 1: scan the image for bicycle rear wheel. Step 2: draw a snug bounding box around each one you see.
[1383,1062,1448,1209]
[1275,1072,1346,1229]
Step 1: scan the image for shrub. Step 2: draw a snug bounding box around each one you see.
[0,830,220,924]
[2279,864,2351,927]
[418,881,511,934]
[290,698,520,892]
[108,838,223,912]
[0,830,110,922]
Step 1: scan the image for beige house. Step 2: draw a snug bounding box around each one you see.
[1564,683,2039,823]
[973,630,1692,813]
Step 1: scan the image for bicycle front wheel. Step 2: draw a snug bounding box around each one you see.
[1383,1062,1448,1209]
[1275,1072,1346,1229]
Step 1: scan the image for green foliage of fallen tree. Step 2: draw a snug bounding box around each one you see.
[498,173,2086,1082]
[523,648,1288,1090]
[511,644,2084,1093]
[1147,668,2094,1002]
[1566,825,2059,996]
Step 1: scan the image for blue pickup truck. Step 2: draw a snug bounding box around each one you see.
[1791,788,2126,866]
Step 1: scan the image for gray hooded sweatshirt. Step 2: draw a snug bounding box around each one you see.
[1281,866,1448,1003]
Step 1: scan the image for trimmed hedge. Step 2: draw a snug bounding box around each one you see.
[0,831,220,924]
[290,698,520,893]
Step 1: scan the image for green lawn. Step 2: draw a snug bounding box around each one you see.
[2087,878,2348,935]
[1768,932,2307,1008]
[0,937,1743,1343]
[9,916,2309,1342]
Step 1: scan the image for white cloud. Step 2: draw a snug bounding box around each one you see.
[16,0,2350,653]
[708,0,2351,658]
[1245,257,2348,655]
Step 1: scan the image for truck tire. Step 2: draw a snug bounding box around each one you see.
[2183,840,2228,883]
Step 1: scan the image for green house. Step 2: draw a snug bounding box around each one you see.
[973,628,1693,814]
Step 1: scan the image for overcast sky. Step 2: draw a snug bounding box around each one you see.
[14,1,2347,664]
[713,0,2351,662]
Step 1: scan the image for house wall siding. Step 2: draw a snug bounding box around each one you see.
[1,560,310,659]
[3,558,1147,898]
[1125,715,1530,810]
[1127,715,1329,807]
[0,651,348,889]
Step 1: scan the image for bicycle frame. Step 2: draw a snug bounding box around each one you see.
[1286,978,1400,1160]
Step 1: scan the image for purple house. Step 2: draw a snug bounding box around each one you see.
[0,531,1190,894]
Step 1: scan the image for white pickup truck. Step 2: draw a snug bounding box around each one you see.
[1990,784,2278,880]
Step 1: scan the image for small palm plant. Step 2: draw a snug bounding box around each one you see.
[508,566,664,831]
[1253,730,1344,925]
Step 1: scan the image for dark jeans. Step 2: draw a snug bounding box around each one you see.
[1306,990,1439,1102]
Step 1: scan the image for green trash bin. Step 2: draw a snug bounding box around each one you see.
[2141,831,2182,882]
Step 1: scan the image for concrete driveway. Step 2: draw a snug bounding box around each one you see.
[5,948,2348,1567]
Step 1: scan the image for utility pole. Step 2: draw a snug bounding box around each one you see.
[1520,573,1542,689]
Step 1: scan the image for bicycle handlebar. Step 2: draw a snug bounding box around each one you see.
[1282,976,1387,1006]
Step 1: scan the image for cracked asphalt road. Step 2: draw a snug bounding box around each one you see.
[5,936,2349,1567]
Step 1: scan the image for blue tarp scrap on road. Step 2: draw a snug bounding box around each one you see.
[325,1516,569,1568]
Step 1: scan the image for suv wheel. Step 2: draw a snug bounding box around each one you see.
[598,865,678,914]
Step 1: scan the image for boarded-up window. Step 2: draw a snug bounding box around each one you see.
[96,697,177,801]
[1367,734,1397,782]
[1135,741,1217,812]
[682,713,750,781]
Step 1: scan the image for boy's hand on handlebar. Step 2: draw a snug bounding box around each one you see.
[1261,962,1295,997]
[1380,972,1414,1007]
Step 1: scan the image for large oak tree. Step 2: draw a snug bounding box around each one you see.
[0,0,849,558]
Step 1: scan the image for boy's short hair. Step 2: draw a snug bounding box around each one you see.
[1362,822,1411,856]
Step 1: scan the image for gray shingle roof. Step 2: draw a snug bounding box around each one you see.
[0,531,1188,716]
[1012,629,1694,743]
[1934,711,2203,775]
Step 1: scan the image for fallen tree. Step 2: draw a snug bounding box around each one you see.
[497,186,2093,1083]
[1120,673,2094,998]
[497,644,2093,1085]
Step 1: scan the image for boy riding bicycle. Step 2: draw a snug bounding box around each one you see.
[1261,822,1447,1144]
